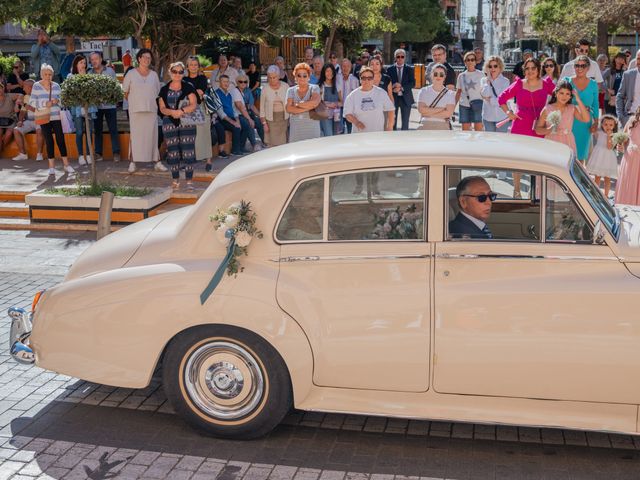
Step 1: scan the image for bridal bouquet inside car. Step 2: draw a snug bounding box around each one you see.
[209,201,263,276]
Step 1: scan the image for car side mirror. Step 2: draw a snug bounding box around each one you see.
[593,220,606,245]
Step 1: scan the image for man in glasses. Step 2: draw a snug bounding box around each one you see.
[616,50,640,126]
[426,44,456,90]
[559,39,604,84]
[449,176,495,239]
[354,50,370,78]
[512,49,533,79]
[387,48,415,130]
[7,60,29,95]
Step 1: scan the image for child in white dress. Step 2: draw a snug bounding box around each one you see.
[587,114,619,198]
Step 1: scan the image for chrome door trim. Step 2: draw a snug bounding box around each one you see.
[275,254,432,263]
[436,253,619,261]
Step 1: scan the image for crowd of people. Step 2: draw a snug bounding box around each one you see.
[2,32,640,203]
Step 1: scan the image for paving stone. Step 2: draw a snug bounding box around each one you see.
[130,450,162,466]
[175,455,205,471]
[363,417,387,433]
[407,420,430,436]
[143,454,180,478]
[451,423,473,439]
[268,465,298,480]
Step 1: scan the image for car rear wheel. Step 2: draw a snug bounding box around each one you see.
[163,325,292,439]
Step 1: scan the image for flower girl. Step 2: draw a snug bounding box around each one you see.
[587,115,619,198]
[535,80,590,155]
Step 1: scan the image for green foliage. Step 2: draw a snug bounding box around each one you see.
[530,0,596,46]
[393,0,450,43]
[196,55,212,68]
[45,183,152,198]
[0,55,20,78]
[60,74,123,108]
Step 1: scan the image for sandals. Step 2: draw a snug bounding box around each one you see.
[172,181,180,189]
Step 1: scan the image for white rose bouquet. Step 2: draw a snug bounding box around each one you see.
[546,111,562,134]
[209,200,263,276]
[612,132,630,151]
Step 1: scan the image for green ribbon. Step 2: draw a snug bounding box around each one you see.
[200,237,235,305]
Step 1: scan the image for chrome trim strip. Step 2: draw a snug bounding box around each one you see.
[8,307,35,365]
[277,254,432,263]
[437,253,619,261]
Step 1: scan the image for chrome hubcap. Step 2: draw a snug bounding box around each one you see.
[184,341,264,420]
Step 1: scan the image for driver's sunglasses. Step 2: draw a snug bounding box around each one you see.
[463,192,497,203]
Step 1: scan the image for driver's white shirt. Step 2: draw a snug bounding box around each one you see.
[460,210,486,231]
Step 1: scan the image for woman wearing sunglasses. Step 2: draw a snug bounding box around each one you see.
[184,56,213,168]
[417,63,455,130]
[286,63,321,142]
[456,51,484,131]
[157,62,198,189]
[480,55,510,132]
[603,52,626,115]
[563,54,599,162]
[542,58,560,84]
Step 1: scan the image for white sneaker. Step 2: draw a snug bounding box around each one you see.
[78,156,87,166]
[86,155,93,164]
[12,153,28,161]
[48,168,55,176]
[154,162,168,172]
[65,165,75,174]
[128,162,136,173]
[36,154,44,162]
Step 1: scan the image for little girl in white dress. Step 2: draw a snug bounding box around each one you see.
[587,115,619,198]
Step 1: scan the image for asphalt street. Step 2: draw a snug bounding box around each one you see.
[0,229,639,479]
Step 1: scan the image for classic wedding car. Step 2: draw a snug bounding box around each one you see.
[9,131,640,439]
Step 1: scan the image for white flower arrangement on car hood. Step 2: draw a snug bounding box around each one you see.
[200,201,263,304]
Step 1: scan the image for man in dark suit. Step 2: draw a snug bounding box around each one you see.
[387,48,415,130]
[449,176,496,239]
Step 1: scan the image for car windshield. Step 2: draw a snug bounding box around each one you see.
[570,159,619,239]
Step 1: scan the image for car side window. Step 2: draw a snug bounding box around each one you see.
[447,168,541,241]
[328,169,426,241]
[276,178,324,241]
[545,177,593,243]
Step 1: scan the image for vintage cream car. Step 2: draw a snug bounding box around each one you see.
[9,131,640,439]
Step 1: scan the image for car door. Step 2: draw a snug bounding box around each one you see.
[276,168,431,392]
[434,166,640,404]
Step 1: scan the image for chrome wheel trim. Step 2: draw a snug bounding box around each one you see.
[184,341,265,420]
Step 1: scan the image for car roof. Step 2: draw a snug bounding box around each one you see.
[213,131,572,187]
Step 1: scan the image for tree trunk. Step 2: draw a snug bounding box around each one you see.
[324,25,337,57]
[65,35,75,54]
[597,20,608,57]
[383,6,393,64]
[84,104,97,188]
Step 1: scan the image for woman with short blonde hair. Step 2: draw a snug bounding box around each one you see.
[481,55,510,132]
[260,65,290,146]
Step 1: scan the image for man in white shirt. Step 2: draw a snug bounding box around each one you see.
[559,39,604,84]
[343,67,394,133]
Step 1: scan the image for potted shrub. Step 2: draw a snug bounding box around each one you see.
[60,74,123,187]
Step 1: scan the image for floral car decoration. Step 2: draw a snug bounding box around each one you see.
[200,201,263,304]
[370,204,422,240]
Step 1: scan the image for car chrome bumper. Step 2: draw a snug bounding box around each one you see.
[8,307,34,365]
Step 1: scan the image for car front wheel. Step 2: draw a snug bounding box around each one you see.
[163,325,292,439]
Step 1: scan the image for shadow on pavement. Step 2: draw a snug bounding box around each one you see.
[9,400,640,480]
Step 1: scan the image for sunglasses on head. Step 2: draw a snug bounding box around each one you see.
[463,192,497,203]
[574,63,588,69]
[171,70,184,74]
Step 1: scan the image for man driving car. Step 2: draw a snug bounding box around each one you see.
[449,176,496,239]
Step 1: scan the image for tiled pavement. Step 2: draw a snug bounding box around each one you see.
[0,231,639,479]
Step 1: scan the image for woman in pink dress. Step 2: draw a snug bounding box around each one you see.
[535,80,590,155]
[499,57,555,138]
[615,108,640,205]
[498,57,555,196]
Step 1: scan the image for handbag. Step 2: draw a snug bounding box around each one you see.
[34,86,52,126]
[0,117,15,128]
[180,101,206,126]
[60,110,75,133]
[309,102,329,121]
